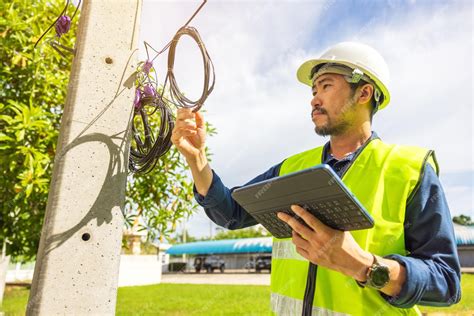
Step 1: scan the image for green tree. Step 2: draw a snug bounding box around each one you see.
[166,231,198,244]
[0,0,77,262]
[453,214,474,226]
[213,225,270,240]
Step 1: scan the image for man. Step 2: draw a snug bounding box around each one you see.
[171,42,461,315]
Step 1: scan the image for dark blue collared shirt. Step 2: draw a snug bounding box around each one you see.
[193,132,461,308]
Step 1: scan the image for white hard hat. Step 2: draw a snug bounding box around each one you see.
[297,42,391,111]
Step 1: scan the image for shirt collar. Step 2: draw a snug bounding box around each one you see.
[322,131,379,163]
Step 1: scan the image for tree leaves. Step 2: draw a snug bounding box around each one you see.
[0,0,75,262]
[1,0,217,262]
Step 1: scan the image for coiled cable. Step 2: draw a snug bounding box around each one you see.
[129,95,174,173]
[166,26,215,113]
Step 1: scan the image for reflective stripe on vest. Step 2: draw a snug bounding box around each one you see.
[271,293,349,316]
[272,239,306,261]
[270,138,437,315]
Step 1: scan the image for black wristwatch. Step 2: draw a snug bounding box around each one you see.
[356,254,390,289]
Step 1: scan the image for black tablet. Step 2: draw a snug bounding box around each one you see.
[231,164,374,238]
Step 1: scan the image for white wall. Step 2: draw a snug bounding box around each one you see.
[118,255,162,287]
[6,255,164,287]
[6,261,33,283]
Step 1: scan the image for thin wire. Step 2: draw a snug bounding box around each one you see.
[34,0,81,49]
[148,0,208,63]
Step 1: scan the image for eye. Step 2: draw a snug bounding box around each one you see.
[323,84,330,89]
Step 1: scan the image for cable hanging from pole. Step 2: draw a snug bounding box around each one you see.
[166,25,215,113]
[129,0,214,174]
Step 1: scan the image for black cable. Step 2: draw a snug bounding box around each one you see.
[302,263,318,316]
[129,96,174,174]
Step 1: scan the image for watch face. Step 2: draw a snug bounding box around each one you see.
[371,266,390,287]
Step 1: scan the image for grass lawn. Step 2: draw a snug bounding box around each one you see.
[117,283,270,315]
[1,274,473,315]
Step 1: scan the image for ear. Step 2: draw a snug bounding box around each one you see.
[357,84,374,105]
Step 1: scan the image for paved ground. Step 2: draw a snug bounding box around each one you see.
[161,270,270,285]
[162,268,474,287]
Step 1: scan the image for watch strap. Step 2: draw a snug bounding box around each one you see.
[355,254,377,288]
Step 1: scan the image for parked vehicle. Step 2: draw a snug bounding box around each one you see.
[244,260,255,270]
[194,255,225,273]
[194,256,204,273]
[255,255,271,273]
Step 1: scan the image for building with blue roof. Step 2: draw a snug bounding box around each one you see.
[166,224,474,271]
[166,237,272,255]
[454,223,474,267]
[165,237,272,272]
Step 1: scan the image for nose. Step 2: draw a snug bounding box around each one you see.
[311,94,321,109]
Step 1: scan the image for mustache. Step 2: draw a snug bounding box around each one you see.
[311,107,327,116]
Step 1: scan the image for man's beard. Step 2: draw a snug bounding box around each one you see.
[313,95,357,137]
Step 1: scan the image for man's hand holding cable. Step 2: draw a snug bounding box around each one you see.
[277,205,406,297]
[171,108,213,196]
[171,108,206,159]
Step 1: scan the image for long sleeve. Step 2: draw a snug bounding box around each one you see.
[381,164,462,307]
[193,162,283,230]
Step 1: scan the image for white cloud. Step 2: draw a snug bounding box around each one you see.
[360,2,473,173]
[140,1,473,237]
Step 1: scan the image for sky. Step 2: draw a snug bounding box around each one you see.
[139,0,473,238]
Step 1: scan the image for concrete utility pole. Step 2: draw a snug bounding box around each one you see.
[27,0,142,314]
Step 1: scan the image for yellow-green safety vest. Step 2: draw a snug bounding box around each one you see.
[270,137,438,315]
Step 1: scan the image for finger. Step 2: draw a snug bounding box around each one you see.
[195,111,205,129]
[180,130,197,137]
[277,212,314,238]
[292,230,310,248]
[177,114,195,122]
[176,108,195,120]
[171,128,196,143]
[290,205,327,232]
[295,246,309,259]
[178,126,198,135]
[176,120,197,129]
[177,107,193,114]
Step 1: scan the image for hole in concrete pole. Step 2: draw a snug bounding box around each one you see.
[81,233,91,241]
[105,57,113,64]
